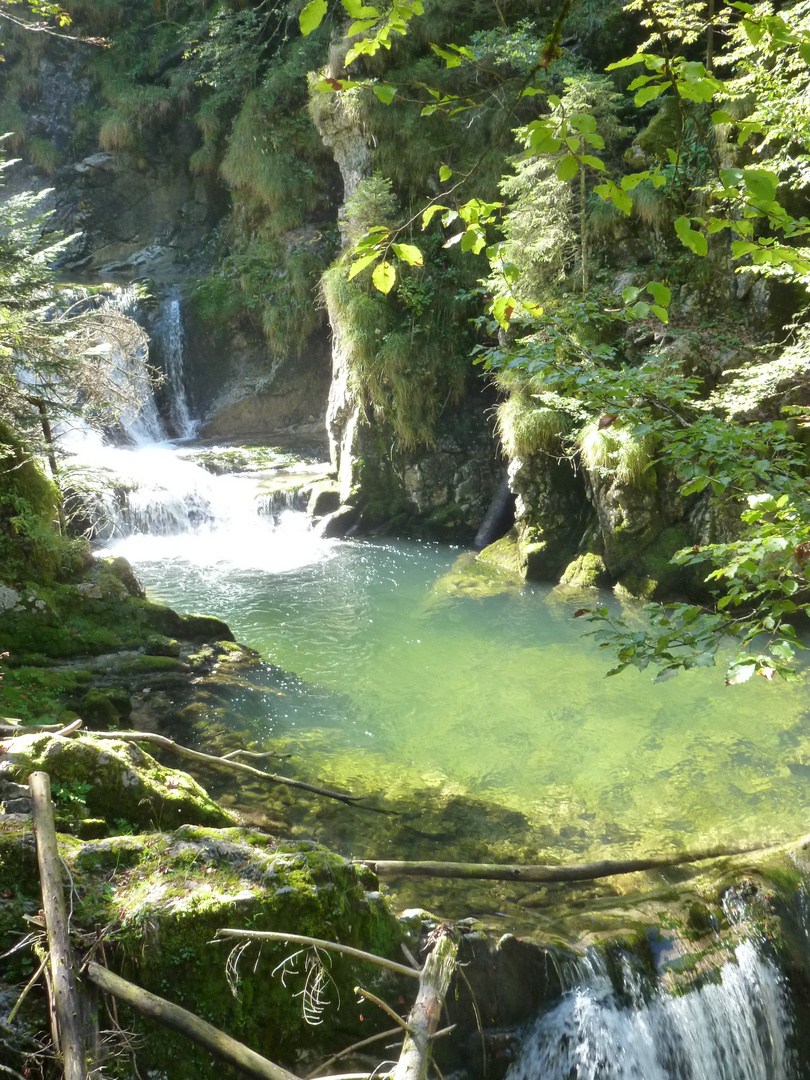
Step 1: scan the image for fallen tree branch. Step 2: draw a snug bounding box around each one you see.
[83,961,301,1080]
[1,720,64,735]
[307,1027,403,1079]
[221,749,292,762]
[66,728,368,808]
[29,771,87,1080]
[353,987,408,1030]
[392,929,457,1080]
[355,844,762,884]
[215,930,420,980]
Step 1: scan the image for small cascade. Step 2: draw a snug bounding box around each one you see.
[507,941,795,1080]
[157,289,196,439]
[105,285,166,445]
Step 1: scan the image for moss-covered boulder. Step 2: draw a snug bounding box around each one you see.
[560,551,611,589]
[428,551,523,604]
[0,732,235,830]
[0,820,404,1079]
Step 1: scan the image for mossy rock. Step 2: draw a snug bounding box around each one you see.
[79,688,120,725]
[0,821,405,1078]
[477,528,523,575]
[615,525,694,601]
[0,733,235,830]
[559,552,612,589]
[308,479,342,519]
[144,634,182,657]
[427,552,523,604]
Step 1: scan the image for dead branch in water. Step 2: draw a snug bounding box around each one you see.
[354,844,764,885]
[1,721,371,809]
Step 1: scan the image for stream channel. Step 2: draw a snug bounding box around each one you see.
[65,299,810,1077]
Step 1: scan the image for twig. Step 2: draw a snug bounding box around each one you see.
[6,954,48,1025]
[430,1026,455,1041]
[53,719,83,738]
[400,945,420,971]
[215,930,420,980]
[354,988,408,1031]
[307,1027,403,1079]
[0,721,64,736]
[221,749,292,762]
[0,1063,28,1080]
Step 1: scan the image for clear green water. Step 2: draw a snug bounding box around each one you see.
[119,530,810,862]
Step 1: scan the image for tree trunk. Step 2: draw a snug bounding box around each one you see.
[392,930,457,1080]
[29,771,88,1080]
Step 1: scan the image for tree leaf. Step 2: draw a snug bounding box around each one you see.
[646,281,671,307]
[299,0,327,36]
[372,83,397,105]
[557,154,579,182]
[743,168,779,203]
[635,82,667,105]
[391,242,423,267]
[342,0,379,16]
[439,164,452,182]
[372,260,396,294]
[674,216,708,256]
[347,253,380,279]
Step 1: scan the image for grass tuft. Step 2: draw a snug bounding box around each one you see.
[577,420,653,484]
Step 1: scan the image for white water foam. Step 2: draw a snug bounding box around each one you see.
[507,941,794,1080]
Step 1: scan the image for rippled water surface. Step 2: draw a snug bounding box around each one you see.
[112,521,810,860]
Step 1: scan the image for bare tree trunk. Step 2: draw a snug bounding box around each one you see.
[29,771,87,1080]
[392,930,457,1080]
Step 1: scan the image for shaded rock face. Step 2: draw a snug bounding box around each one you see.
[507,453,589,580]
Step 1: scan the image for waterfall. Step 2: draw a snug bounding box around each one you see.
[507,941,795,1080]
[157,289,196,440]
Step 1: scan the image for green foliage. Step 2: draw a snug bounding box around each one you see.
[323,259,470,449]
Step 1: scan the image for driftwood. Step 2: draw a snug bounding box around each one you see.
[83,961,300,1080]
[392,929,457,1080]
[215,929,420,980]
[356,844,761,885]
[28,772,87,1080]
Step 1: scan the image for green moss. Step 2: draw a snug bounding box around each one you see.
[560,552,611,588]
[477,528,523,575]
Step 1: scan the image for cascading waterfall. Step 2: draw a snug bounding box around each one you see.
[157,288,196,440]
[507,940,795,1080]
[59,283,331,571]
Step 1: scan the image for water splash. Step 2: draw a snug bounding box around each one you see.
[508,941,794,1080]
